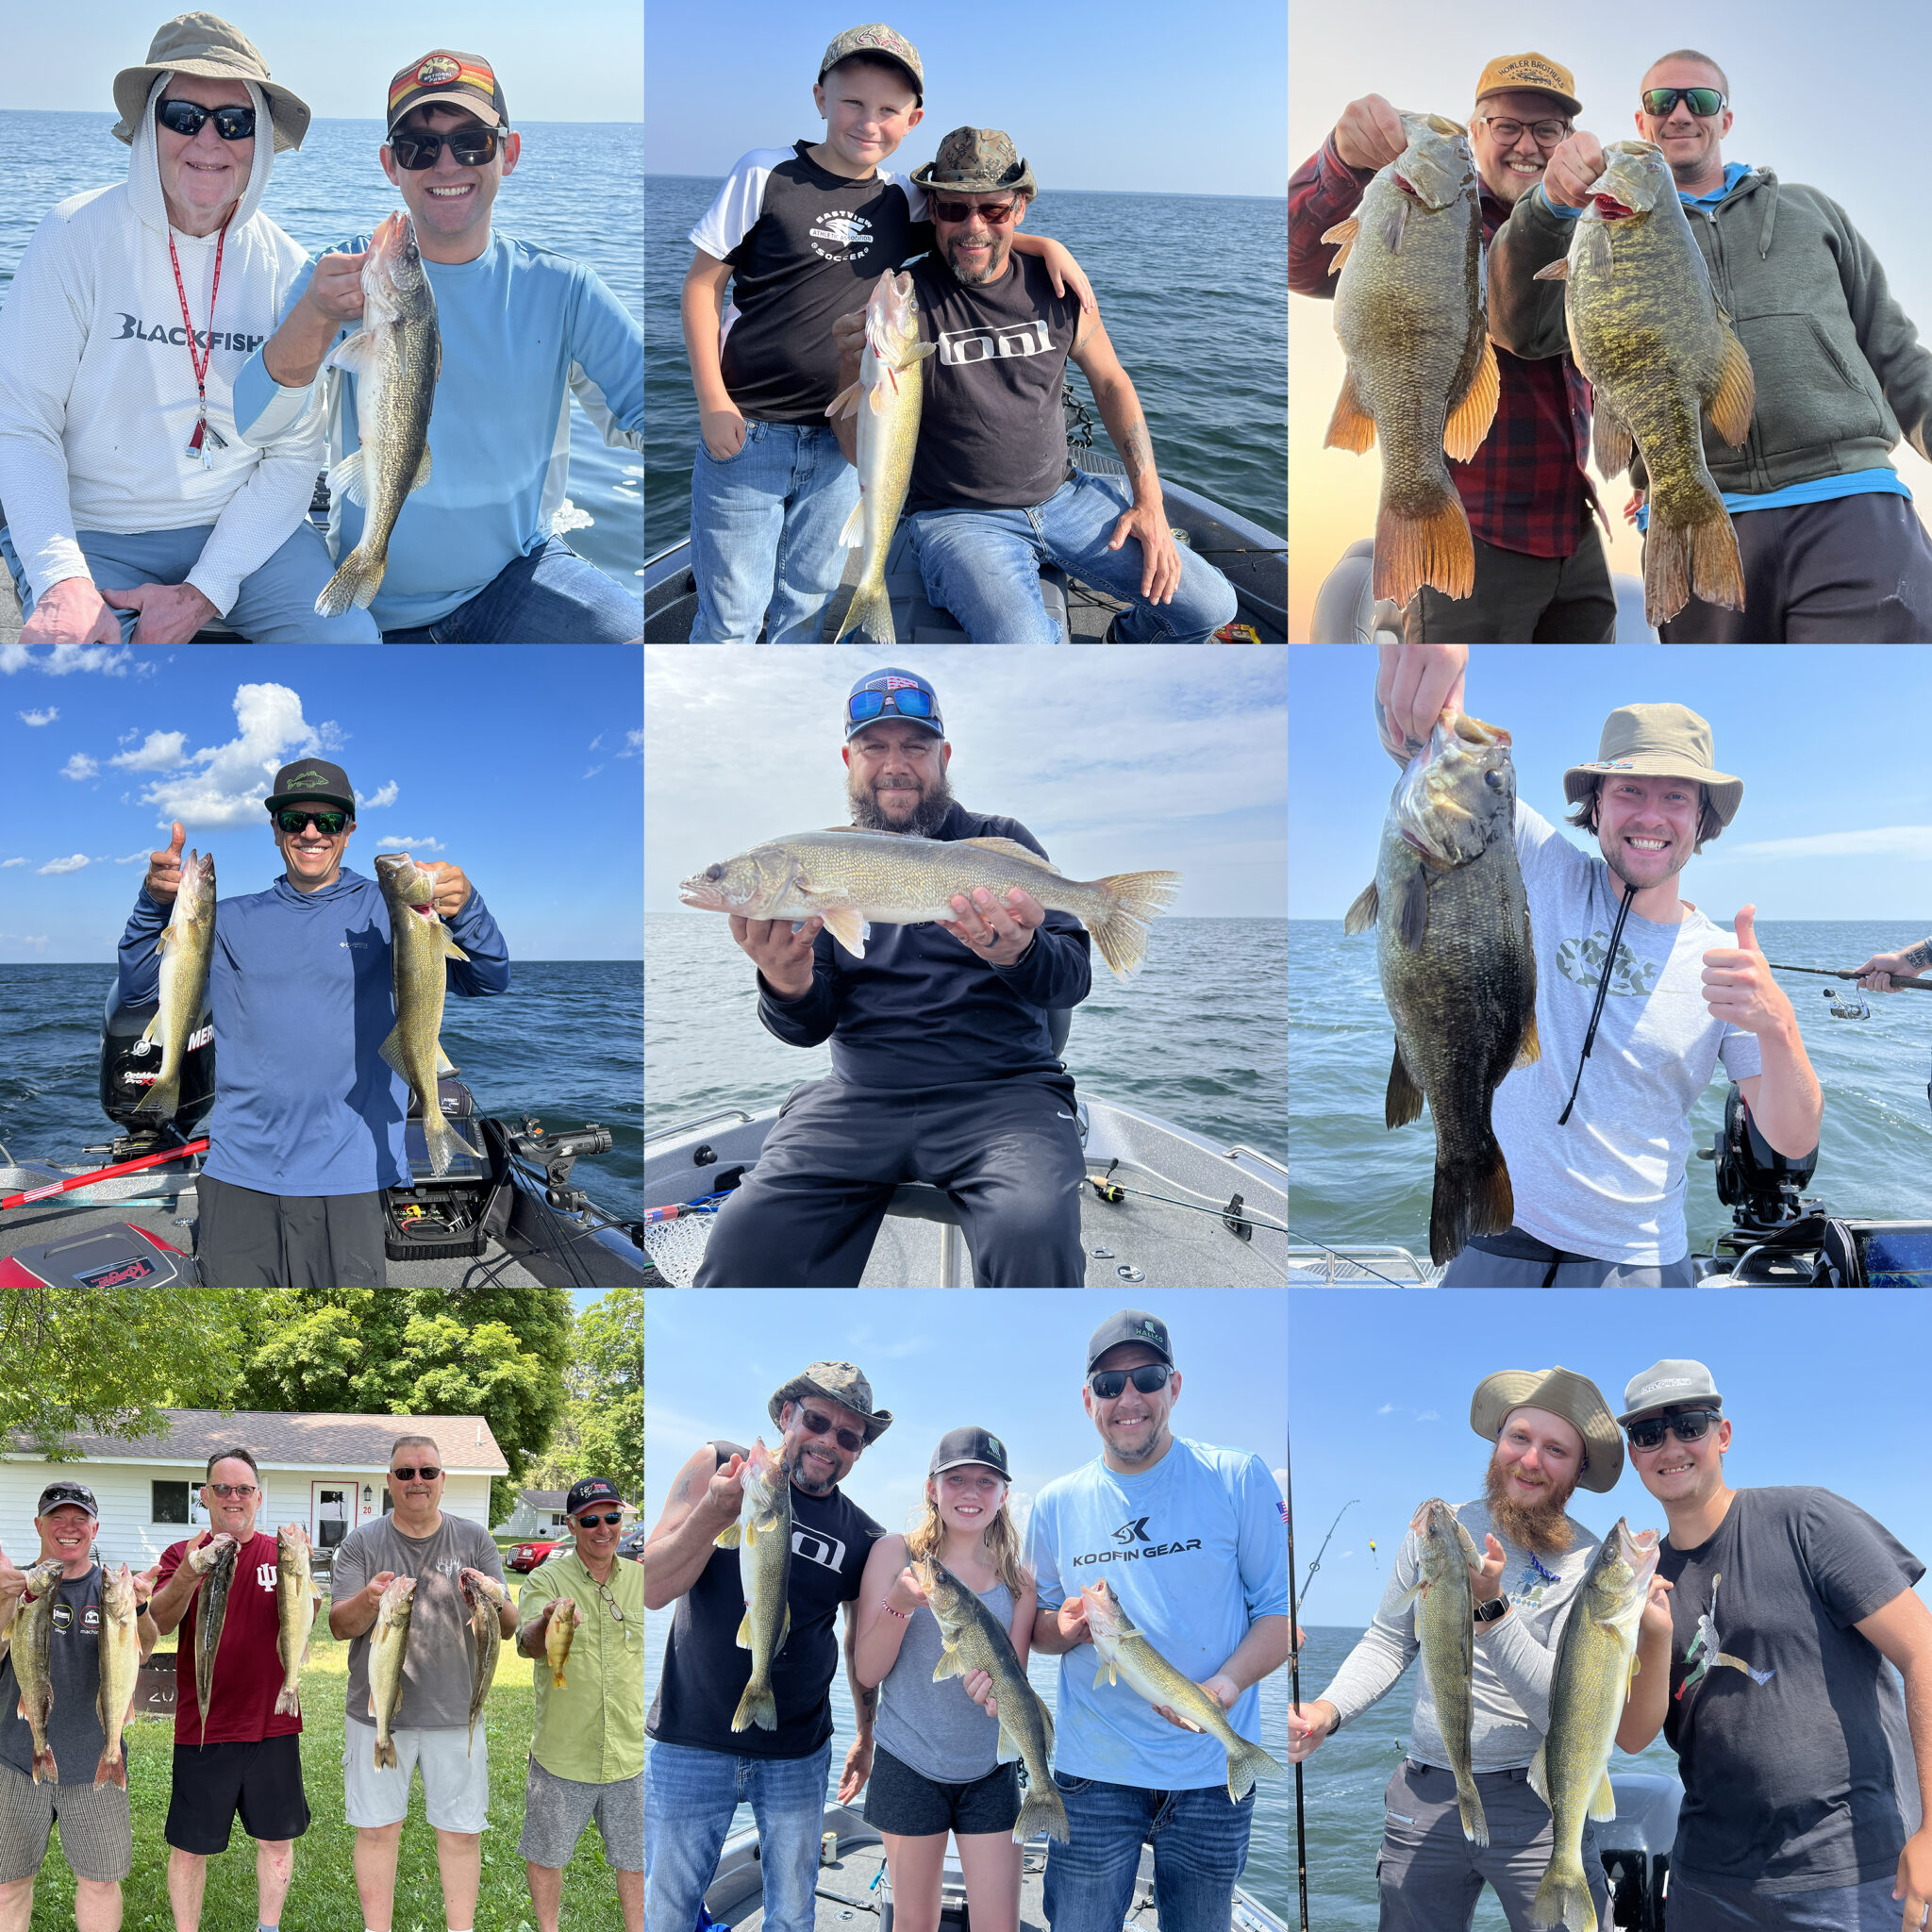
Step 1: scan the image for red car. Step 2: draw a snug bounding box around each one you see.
[508,1539,560,1573]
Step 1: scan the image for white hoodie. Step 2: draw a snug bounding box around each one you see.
[0,75,323,612]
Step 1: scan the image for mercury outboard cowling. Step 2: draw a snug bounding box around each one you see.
[1597,1772,1680,1931]
[99,991,214,1133]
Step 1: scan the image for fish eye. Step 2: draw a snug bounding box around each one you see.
[705,864,724,881]
[1484,770,1506,791]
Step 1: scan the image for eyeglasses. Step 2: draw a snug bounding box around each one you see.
[275,809,348,836]
[1475,116,1570,147]
[575,1512,625,1528]
[799,1408,865,1454]
[207,1483,258,1498]
[391,1467,442,1481]
[847,686,936,724]
[389,128,508,170]
[1641,88,1726,118]
[1625,1408,1722,1452]
[931,198,1019,225]
[158,99,257,142]
[1090,1365,1173,1399]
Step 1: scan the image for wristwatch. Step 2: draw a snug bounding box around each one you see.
[1473,1594,1509,1624]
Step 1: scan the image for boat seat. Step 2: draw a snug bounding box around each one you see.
[825,521,1069,641]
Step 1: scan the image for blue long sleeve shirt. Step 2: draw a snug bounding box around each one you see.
[231,231,644,630]
[756,803,1093,1088]
[116,866,510,1195]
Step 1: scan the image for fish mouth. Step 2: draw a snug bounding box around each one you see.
[1593,195,1636,219]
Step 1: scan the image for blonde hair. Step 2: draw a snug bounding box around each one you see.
[906,1472,1031,1598]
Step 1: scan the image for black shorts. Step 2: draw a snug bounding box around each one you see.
[196,1175,386,1289]
[164,1735,310,1854]
[863,1741,1019,1838]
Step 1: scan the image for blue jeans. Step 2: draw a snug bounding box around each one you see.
[688,421,859,641]
[1668,1870,1909,1929]
[642,1738,831,1932]
[1041,1769,1255,1932]
[378,536,640,641]
[906,468,1241,642]
[1,521,380,642]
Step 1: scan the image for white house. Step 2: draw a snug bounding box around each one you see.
[0,1409,509,1572]
[496,1487,640,1538]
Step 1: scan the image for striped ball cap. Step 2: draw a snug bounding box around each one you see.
[387,49,508,137]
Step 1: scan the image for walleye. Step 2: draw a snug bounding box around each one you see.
[1344,710,1538,1264]
[713,1439,791,1731]
[1079,1579,1286,1804]
[94,1562,142,1790]
[316,210,441,617]
[11,1558,64,1784]
[1534,142,1754,626]
[273,1524,313,1719]
[375,851,468,1178]
[1530,1520,1661,1932]
[544,1596,579,1690]
[459,1568,506,1755]
[1324,112,1500,605]
[917,1557,1068,1844]
[192,1532,239,1748]
[367,1574,417,1770]
[132,848,214,1120]
[679,828,1181,978]
[826,269,936,642]
[1397,1502,1487,1845]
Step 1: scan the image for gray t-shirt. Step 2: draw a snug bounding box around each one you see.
[1320,1498,1603,1773]
[874,1574,1015,1783]
[0,1566,108,1787]
[1491,804,1763,1266]
[333,1514,506,1732]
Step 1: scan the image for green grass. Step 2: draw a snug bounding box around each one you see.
[24,1618,629,1931]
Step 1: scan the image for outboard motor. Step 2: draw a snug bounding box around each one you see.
[1707,1081,1816,1232]
[1596,1772,1680,1930]
[99,990,213,1137]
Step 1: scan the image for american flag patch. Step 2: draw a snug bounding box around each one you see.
[882,675,921,691]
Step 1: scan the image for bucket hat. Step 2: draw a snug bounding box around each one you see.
[1561,703,1742,831]
[1470,1365,1624,1493]
[769,1360,892,1442]
[112,12,309,152]
[911,126,1036,201]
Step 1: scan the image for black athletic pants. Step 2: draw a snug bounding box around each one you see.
[195,1175,388,1287]
[1405,518,1618,642]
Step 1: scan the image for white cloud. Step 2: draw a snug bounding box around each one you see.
[1007,1490,1032,1541]
[108,730,189,771]
[1415,1410,1441,1423]
[0,933,49,950]
[0,858,25,869]
[1716,826,1932,861]
[584,764,605,779]
[1377,1402,1395,1414]
[618,728,643,759]
[17,708,57,726]
[588,734,604,752]
[38,854,91,874]
[1271,1466,1287,1497]
[62,754,99,781]
[113,851,147,864]
[374,834,445,851]
[356,780,398,810]
[0,642,132,677]
[140,683,329,826]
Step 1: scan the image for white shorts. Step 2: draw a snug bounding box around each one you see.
[342,1717,490,1833]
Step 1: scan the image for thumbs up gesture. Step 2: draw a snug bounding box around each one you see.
[144,823,187,906]
[1701,904,1792,1036]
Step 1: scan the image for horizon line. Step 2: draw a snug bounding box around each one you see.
[645,173,1286,200]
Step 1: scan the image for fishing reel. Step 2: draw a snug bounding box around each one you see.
[506,1116,613,1214]
[1822,987,1872,1020]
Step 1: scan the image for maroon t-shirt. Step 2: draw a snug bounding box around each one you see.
[156,1532,304,1745]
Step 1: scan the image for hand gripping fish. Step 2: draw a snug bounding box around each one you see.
[132,849,214,1121]
[375,852,469,1178]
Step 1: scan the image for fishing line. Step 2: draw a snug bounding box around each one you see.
[1296,1499,1357,1611]
[1084,1165,1290,1235]
[1287,1421,1309,1932]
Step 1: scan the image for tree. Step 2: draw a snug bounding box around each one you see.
[522,1290,642,1501]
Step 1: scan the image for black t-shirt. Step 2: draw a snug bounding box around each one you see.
[0,1566,108,1787]
[904,251,1082,516]
[646,1441,884,1760]
[1657,1486,1924,1892]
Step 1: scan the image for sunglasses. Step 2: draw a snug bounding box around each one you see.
[931,198,1018,225]
[1625,1408,1722,1452]
[1090,1364,1172,1399]
[158,99,257,142]
[1641,87,1726,118]
[275,809,348,836]
[799,1408,866,1454]
[575,1511,625,1527]
[847,686,936,724]
[389,128,508,170]
[391,1466,442,1481]
[207,1483,258,1498]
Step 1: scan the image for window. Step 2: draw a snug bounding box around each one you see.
[153,1481,190,1524]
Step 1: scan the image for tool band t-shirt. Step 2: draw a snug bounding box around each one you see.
[331,1514,508,1732]
[904,252,1081,516]
[155,1532,303,1744]
[1489,803,1763,1267]
[690,142,932,424]
[0,1565,111,1786]
[646,1441,882,1760]
[1024,1438,1288,1790]
[1659,1487,1923,1893]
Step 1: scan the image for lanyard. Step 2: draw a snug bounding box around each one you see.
[166,217,233,470]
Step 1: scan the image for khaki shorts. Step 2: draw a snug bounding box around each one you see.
[518,1757,641,1873]
[0,1759,132,1884]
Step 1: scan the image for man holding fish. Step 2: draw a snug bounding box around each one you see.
[0,1481,159,1932]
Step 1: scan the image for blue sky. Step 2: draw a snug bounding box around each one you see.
[2,3,641,121]
[644,0,1285,199]
[644,1289,1286,1541]
[0,643,642,961]
[1290,1289,1932,1629]
[1291,645,1932,921]
[646,645,1287,917]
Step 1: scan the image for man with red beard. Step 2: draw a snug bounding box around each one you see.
[1286,1368,1624,1928]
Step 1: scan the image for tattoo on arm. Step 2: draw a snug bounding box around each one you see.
[1905,940,1932,972]
[671,1469,694,1507]
[1120,412,1155,481]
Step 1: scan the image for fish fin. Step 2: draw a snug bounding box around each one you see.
[1384,1042,1424,1131]
[960,837,1061,874]
[1227,1736,1286,1806]
[1342,879,1379,936]
[1643,501,1742,626]
[731,1679,777,1731]
[1323,365,1376,455]
[1429,1134,1514,1266]
[325,447,369,508]
[92,1748,126,1791]
[836,492,867,549]
[377,1024,408,1076]
[1085,870,1183,977]
[434,1041,458,1078]
[868,380,889,417]
[1319,215,1359,275]
[1532,257,1569,281]
[903,341,938,365]
[734,1610,752,1649]
[1442,337,1499,464]
[315,544,385,617]
[825,380,863,420]
[1392,865,1429,951]
[1378,196,1408,255]
[714,1522,741,1548]
[409,445,432,495]
[327,329,376,375]
[818,906,868,958]
[995,1719,1020,1761]
[1591,398,1634,480]
[831,576,896,643]
[1589,1769,1618,1823]
[1373,487,1474,605]
[777,1603,791,1656]
[1707,321,1757,449]
[1512,1011,1541,1069]
[1582,221,1613,275]
[1014,1778,1071,1845]
[1526,1738,1548,1807]
[1530,1863,1595,1932]
[931,1641,968,1682]
[1457,1774,1490,1847]
[1391,1578,1423,1614]
[422,1108,461,1178]
[147,933,174,965]
[440,927,469,960]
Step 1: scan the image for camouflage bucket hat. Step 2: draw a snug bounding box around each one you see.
[769,1360,893,1442]
[910,126,1037,200]
[818,24,924,102]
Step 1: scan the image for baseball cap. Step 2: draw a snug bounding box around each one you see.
[265,759,357,815]
[845,668,943,741]
[928,1425,1010,1480]
[1086,1308,1174,1372]
[386,49,508,138]
[1618,1358,1724,1426]
[37,1481,99,1521]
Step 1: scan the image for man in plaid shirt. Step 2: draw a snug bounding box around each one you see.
[1292,52,1614,642]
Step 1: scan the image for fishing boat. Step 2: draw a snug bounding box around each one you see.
[704,1800,1291,1930]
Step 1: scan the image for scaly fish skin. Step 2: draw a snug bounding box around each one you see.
[375,851,469,1177]
[1324,112,1500,605]
[1402,1501,1488,1846]
[133,849,214,1121]
[460,1568,505,1756]
[679,828,1181,978]
[94,1563,142,1789]
[367,1574,417,1770]
[714,1440,791,1731]
[826,270,937,643]
[12,1558,65,1784]
[1077,1578,1286,1804]
[1530,1519,1661,1932]
[1344,710,1538,1264]
[194,1535,240,1749]
[316,209,441,617]
[274,1525,313,1719]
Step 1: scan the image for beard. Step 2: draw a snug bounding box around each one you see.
[1482,1456,1577,1559]
[848,764,957,836]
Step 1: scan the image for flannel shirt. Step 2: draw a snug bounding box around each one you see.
[1291,132,1597,558]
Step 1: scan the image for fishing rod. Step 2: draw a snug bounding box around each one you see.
[0,1138,208,1211]
[1296,1497,1358,1611]
[1286,1420,1309,1932]
[1766,961,1932,990]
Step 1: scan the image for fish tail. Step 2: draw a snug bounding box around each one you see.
[315,543,387,619]
[731,1676,776,1732]
[1455,1768,1490,1848]
[375,1735,397,1771]
[1224,1735,1288,1805]
[1013,1775,1070,1844]
[422,1106,462,1179]
[1374,486,1474,606]
[1087,871,1184,976]
[832,575,895,644]
[273,1685,300,1717]
[1430,1133,1514,1266]
[132,1069,178,1117]
[1530,1854,1596,1932]
[93,1747,126,1791]
[1644,499,1743,626]
[33,1745,57,1786]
